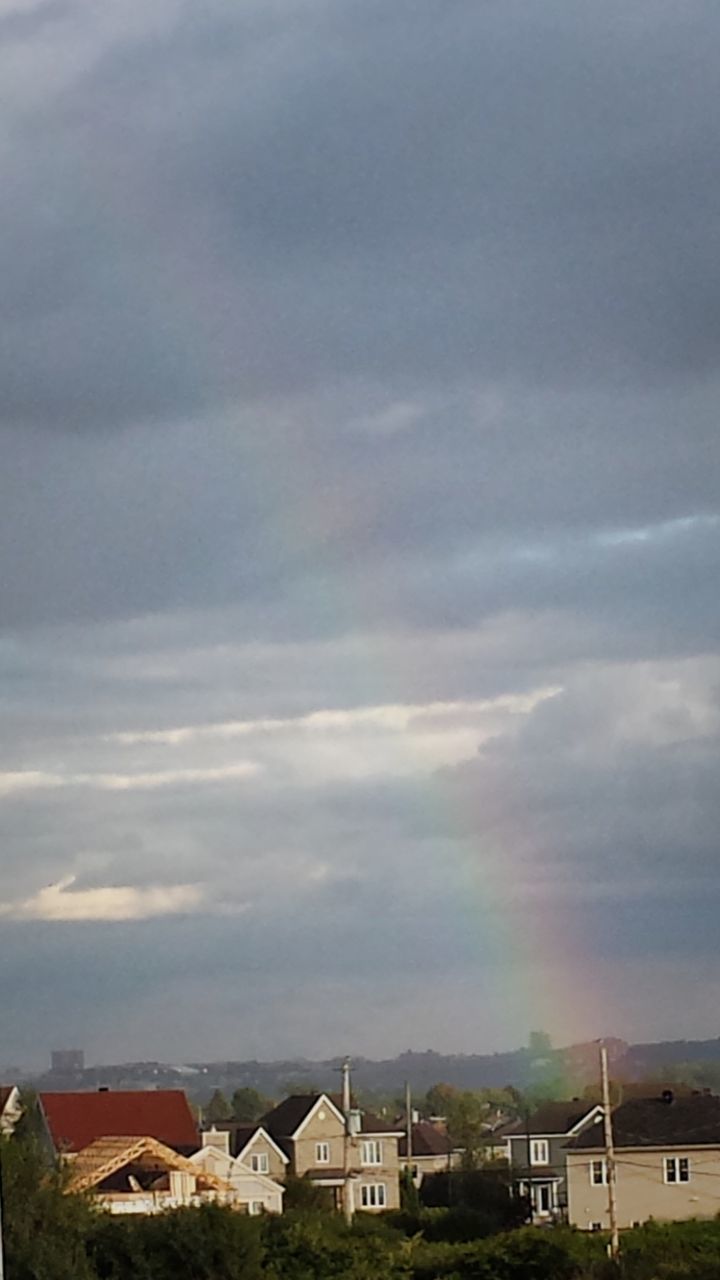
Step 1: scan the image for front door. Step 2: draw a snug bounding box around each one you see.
[533,1182,555,1217]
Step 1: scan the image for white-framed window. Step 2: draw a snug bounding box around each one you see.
[590,1222,604,1232]
[249,1201,264,1216]
[315,1142,330,1164]
[590,1158,607,1186]
[530,1139,549,1166]
[250,1152,269,1174]
[361,1140,382,1166]
[664,1156,690,1184]
[360,1182,387,1208]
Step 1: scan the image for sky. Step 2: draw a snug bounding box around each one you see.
[2,0,720,1069]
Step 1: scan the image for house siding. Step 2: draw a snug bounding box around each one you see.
[290,1107,346,1178]
[241,1132,286,1183]
[568,1147,720,1229]
[509,1133,573,1213]
[349,1137,401,1211]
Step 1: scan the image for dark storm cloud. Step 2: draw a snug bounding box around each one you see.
[3,0,720,427]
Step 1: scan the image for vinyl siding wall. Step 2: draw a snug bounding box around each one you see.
[567,1147,720,1229]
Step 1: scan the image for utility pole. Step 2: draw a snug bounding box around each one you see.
[341,1057,354,1225]
[405,1080,413,1165]
[599,1042,620,1259]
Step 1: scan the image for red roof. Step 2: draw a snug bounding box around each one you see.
[39,1090,199,1154]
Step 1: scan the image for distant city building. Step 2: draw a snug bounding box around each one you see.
[51,1049,85,1074]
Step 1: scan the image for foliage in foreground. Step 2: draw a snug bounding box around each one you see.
[7,1132,720,1279]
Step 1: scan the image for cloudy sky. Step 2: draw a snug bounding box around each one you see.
[2,0,720,1069]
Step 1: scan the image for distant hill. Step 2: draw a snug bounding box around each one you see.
[28,1034,720,1102]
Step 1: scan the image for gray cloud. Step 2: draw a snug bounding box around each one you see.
[1,0,719,1066]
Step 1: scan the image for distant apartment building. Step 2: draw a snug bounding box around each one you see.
[51,1049,85,1074]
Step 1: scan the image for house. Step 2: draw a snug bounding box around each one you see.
[190,1130,285,1215]
[261,1093,404,1212]
[202,1121,289,1183]
[38,1089,199,1156]
[506,1100,603,1221]
[567,1090,720,1231]
[398,1120,462,1184]
[0,1085,23,1135]
[65,1134,230,1215]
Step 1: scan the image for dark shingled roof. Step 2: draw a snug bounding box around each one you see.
[570,1094,720,1150]
[262,1093,404,1140]
[399,1121,454,1159]
[506,1100,597,1137]
[261,1095,334,1138]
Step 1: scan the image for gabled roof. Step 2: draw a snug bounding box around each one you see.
[67,1135,225,1193]
[399,1121,454,1159]
[262,1093,403,1141]
[40,1090,199,1155]
[506,1100,601,1138]
[262,1094,344,1139]
[189,1146,285,1196]
[570,1094,720,1151]
[0,1086,19,1114]
[234,1125,289,1165]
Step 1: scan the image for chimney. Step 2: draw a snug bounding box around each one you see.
[202,1126,230,1156]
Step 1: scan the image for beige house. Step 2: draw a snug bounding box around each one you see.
[190,1132,285,1215]
[203,1123,289,1184]
[262,1093,404,1212]
[568,1091,720,1230]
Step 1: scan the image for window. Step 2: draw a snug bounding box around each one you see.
[249,1201,264,1216]
[590,1222,603,1232]
[590,1159,607,1186]
[360,1183,387,1208]
[315,1142,330,1164]
[664,1156,690,1184]
[530,1139,549,1166]
[250,1152,269,1174]
[361,1140,382,1166]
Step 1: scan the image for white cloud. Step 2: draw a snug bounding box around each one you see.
[108,689,561,747]
[0,875,204,922]
[0,760,260,798]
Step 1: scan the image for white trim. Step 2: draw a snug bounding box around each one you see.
[664,1155,690,1184]
[566,1106,604,1137]
[360,1182,387,1209]
[291,1095,346,1140]
[529,1139,549,1166]
[315,1141,331,1164]
[235,1127,289,1167]
[187,1148,285,1198]
[250,1151,269,1174]
[361,1139,383,1166]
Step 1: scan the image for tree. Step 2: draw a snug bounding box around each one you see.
[1,1131,98,1280]
[205,1089,232,1124]
[231,1087,270,1124]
